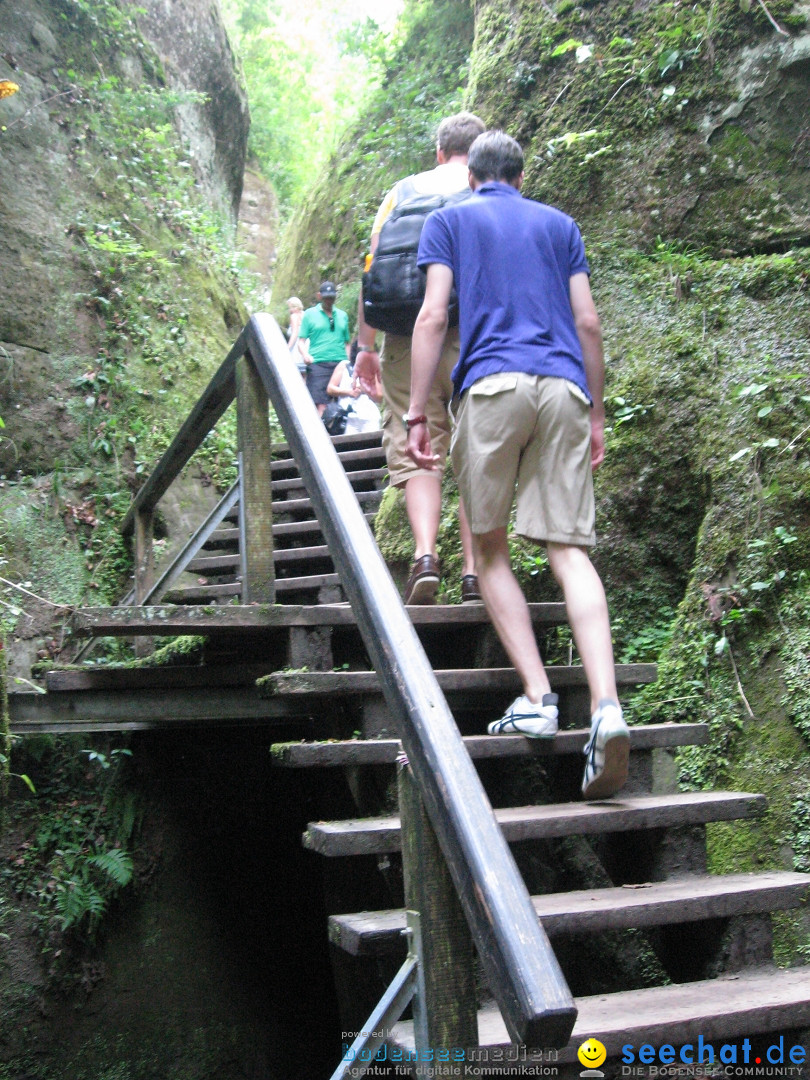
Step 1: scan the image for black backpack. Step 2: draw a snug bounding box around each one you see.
[322,400,351,436]
[361,183,472,336]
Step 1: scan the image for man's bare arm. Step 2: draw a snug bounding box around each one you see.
[569,271,606,470]
[407,263,454,469]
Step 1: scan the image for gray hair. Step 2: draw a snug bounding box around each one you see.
[467,130,524,184]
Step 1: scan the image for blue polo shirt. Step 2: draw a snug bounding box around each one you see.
[417,182,591,401]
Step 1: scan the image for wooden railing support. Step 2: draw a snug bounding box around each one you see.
[399,760,478,1070]
[236,355,275,603]
[133,508,155,604]
[132,507,155,657]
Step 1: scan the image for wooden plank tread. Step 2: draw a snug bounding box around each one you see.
[252,489,382,515]
[44,663,279,692]
[273,428,382,455]
[260,663,657,697]
[272,467,386,493]
[70,602,568,637]
[303,790,766,856]
[392,967,810,1062]
[329,871,810,955]
[162,574,343,602]
[271,445,385,473]
[205,515,376,546]
[271,722,708,767]
[8,684,321,734]
[188,545,334,572]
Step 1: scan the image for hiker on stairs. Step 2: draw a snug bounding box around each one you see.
[406,130,630,800]
[299,281,351,417]
[355,112,485,606]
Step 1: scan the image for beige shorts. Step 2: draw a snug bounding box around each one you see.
[450,372,596,545]
[380,330,460,486]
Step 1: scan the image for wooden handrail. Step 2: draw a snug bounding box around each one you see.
[244,313,577,1047]
[120,328,246,536]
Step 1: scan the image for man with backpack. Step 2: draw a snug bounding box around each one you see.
[406,130,630,800]
[355,112,485,605]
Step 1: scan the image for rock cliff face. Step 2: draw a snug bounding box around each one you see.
[135,0,249,219]
[0,0,248,476]
[468,0,810,253]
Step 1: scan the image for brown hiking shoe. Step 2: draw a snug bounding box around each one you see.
[461,574,481,603]
[404,555,440,605]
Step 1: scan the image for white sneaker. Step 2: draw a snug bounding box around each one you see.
[581,699,630,799]
[487,693,559,738]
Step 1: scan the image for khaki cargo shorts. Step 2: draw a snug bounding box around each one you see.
[380,330,460,486]
[450,372,596,545]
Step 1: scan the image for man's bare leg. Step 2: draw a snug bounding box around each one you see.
[404,473,442,560]
[546,542,618,713]
[473,527,551,704]
[458,497,476,579]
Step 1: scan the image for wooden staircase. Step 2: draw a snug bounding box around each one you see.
[271,678,810,1073]
[11,324,810,1075]
[161,427,387,606]
[238,447,810,1075]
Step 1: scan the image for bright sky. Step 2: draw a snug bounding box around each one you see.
[279,0,405,116]
[346,0,403,32]
[282,0,404,33]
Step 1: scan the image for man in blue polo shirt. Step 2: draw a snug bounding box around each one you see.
[406,130,630,800]
[299,281,351,416]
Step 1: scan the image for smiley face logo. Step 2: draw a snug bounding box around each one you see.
[577,1038,607,1070]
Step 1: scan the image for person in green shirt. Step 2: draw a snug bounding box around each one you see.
[299,282,351,416]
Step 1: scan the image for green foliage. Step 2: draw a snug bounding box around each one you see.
[0,20,254,623]
[273,0,473,299]
[779,588,810,746]
[6,739,138,957]
[792,795,810,873]
[616,612,675,664]
[221,0,401,214]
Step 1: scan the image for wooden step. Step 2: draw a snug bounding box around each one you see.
[272,467,386,494]
[43,663,277,693]
[187,544,335,574]
[163,573,343,603]
[70,602,569,638]
[273,428,382,456]
[303,790,766,856]
[329,871,810,956]
[260,664,657,699]
[7,683,317,733]
[206,514,376,547]
[391,967,810,1064]
[225,488,382,519]
[271,722,707,768]
[271,445,386,476]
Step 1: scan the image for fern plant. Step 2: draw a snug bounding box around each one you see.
[49,843,134,932]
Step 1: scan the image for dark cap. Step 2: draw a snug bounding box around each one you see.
[319,281,337,297]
